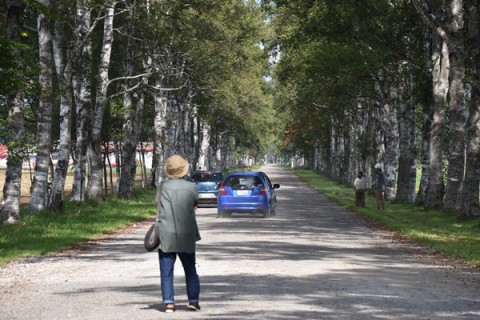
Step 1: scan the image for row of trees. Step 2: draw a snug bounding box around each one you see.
[267,0,479,218]
[1,0,278,224]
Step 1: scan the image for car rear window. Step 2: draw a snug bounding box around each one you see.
[224,175,262,190]
[212,172,223,181]
[192,172,215,182]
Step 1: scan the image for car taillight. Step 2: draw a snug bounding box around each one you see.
[259,186,266,195]
[220,186,226,195]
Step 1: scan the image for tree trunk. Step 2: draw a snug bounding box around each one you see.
[118,22,136,198]
[48,10,73,212]
[71,0,92,202]
[412,0,466,210]
[396,80,417,202]
[86,2,115,200]
[118,57,137,199]
[30,6,54,212]
[126,83,148,195]
[154,88,168,183]
[198,122,210,170]
[140,142,147,187]
[385,103,399,200]
[459,1,480,218]
[114,142,121,192]
[425,34,449,209]
[118,20,149,197]
[417,32,434,205]
[443,27,466,211]
[1,0,26,224]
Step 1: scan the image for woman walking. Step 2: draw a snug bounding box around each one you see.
[157,155,201,312]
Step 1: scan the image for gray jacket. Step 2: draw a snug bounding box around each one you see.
[157,179,200,253]
[375,170,386,191]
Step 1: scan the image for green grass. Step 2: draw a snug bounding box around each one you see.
[0,189,156,267]
[294,168,480,267]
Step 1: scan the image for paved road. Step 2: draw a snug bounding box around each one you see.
[1,165,479,319]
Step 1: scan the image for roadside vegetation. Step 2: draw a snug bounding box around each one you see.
[0,189,156,268]
[294,168,480,268]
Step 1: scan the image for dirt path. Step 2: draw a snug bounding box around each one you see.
[1,165,479,319]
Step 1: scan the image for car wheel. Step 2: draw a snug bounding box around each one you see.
[271,202,277,216]
[263,207,271,218]
[217,210,224,218]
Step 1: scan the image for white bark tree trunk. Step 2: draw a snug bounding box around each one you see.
[71,0,92,202]
[417,36,434,205]
[30,2,54,212]
[48,12,73,212]
[154,85,168,184]
[460,1,480,217]
[412,0,467,210]
[444,0,466,210]
[383,101,399,200]
[198,122,211,170]
[1,0,26,224]
[86,1,115,199]
[425,35,449,209]
[396,78,417,202]
[118,13,137,199]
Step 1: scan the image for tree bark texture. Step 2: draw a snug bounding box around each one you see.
[118,21,136,199]
[87,2,115,200]
[396,81,417,202]
[443,38,466,210]
[425,33,449,209]
[1,0,26,224]
[460,1,480,218]
[417,33,434,205]
[154,88,168,183]
[383,102,399,200]
[412,0,467,210]
[71,1,92,202]
[48,15,73,212]
[30,6,54,212]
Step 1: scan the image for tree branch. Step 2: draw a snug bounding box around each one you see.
[411,0,450,42]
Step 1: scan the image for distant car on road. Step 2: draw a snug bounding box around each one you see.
[217,171,280,218]
[191,171,223,206]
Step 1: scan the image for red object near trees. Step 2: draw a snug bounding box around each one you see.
[0,145,8,159]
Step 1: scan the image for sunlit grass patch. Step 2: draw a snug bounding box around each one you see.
[0,189,156,267]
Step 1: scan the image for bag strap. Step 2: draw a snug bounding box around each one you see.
[156,181,164,221]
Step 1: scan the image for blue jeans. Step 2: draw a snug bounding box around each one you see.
[158,250,200,304]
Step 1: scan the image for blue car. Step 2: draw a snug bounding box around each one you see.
[217,171,280,218]
[191,171,223,206]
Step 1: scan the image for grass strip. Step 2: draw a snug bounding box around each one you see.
[0,189,156,267]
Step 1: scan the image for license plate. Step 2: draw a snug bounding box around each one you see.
[236,190,249,196]
[199,193,215,198]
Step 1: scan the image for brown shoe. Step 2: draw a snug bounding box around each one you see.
[165,304,175,313]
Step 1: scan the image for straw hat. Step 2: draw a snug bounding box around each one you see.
[165,155,189,179]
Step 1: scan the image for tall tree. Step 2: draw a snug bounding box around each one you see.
[412,0,467,211]
[460,0,480,218]
[30,0,54,212]
[425,25,449,209]
[86,0,116,200]
[1,0,27,224]
[396,76,417,202]
[71,0,93,201]
[118,1,150,198]
[48,3,74,212]
[416,34,434,206]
